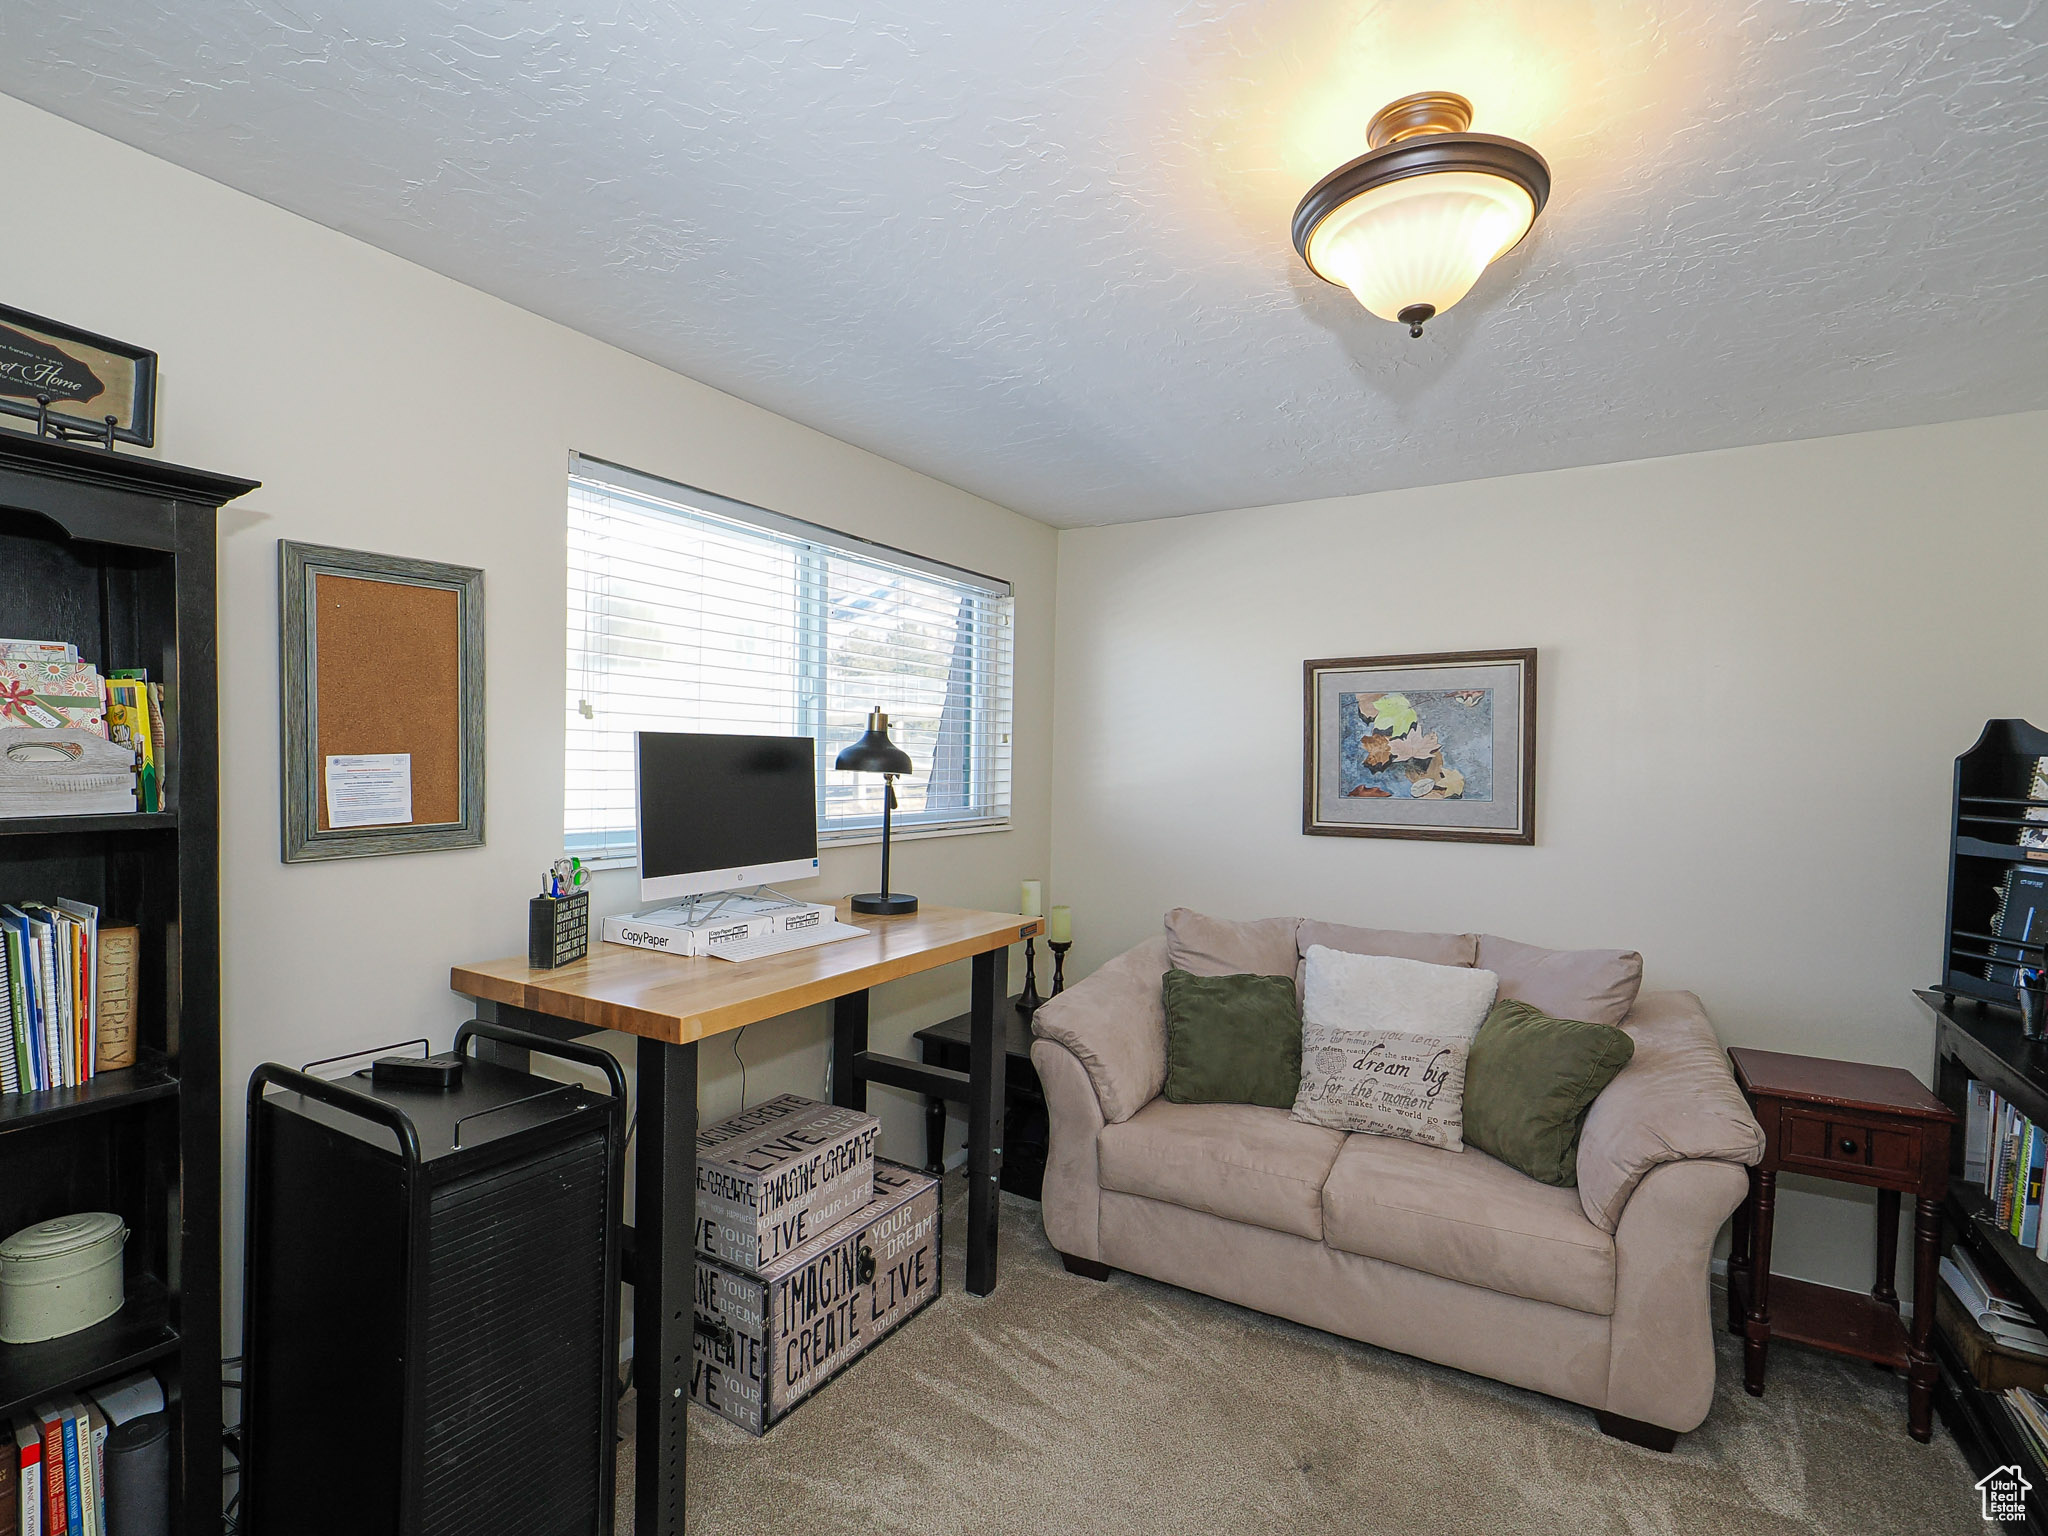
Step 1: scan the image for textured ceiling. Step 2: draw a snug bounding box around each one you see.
[1,2,2044,526]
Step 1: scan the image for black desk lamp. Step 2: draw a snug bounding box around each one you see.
[836,708,918,915]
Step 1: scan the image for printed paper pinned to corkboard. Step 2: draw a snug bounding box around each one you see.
[313,575,461,830]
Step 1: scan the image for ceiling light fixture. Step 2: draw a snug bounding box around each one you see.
[1291,91,1549,338]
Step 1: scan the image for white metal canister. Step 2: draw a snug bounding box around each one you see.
[0,1212,128,1343]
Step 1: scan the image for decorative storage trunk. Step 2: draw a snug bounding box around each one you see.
[692,1161,940,1435]
[696,1093,880,1271]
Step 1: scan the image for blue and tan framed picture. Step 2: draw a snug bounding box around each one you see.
[1303,649,1536,845]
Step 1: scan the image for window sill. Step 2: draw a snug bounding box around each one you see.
[569,818,1012,871]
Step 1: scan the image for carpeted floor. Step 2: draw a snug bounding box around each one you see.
[619,1173,1982,1534]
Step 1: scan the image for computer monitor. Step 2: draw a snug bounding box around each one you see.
[635,731,821,903]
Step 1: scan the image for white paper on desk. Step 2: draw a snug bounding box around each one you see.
[324,752,412,828]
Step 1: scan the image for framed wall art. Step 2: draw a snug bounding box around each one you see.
[280,541,485,862]
[1303,648,1536,845]
[0,304,158,446]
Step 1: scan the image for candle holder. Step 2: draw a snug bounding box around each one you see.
[1016,935,1045,1017]
[1049,939,1072,997]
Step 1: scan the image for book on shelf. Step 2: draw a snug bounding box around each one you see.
[27,1407,64,1536]
[1988,865,2048,989]
[0,644,166,820]
[4,1376,156,1536]
[0,899,103,1093]
[1943,1251,2048,1355]
[2022,757,2048,854]
[2007,1387,2048,1465]
[1969,1079,1997,1185]
[2019,1121,2046,1250]
[11,1418,38,1536]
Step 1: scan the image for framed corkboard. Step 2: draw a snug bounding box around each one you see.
[280,541,485,862]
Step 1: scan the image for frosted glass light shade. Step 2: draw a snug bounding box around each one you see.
[1304,170,1537,323]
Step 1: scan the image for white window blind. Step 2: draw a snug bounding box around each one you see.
[566,455,1014,864]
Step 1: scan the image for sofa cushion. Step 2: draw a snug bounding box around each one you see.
[1099,1100,1347,1241]
[1462,999,1636,1187]
[1162,969,1303,1109]
[1290,947,1498,1150]
[1321,1133,1618,1315]
[1476,934,1643,1027]
[1165,908,1298,979]
[1295,920,1477,969]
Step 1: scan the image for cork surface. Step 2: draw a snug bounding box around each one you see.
[312,572,461,829]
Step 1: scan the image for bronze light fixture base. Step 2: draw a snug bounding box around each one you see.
[1365,91,1475,149]
[1397,303,1437,339]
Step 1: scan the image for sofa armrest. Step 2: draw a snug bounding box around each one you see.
[1029,935,1170,1124]
[1576,990,1764,1232]
[1033,1038,1107,1262]
[1604,1157,1751,1431]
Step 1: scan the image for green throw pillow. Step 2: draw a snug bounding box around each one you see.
[1161,969,1303,1109]
[1462,998,1636,1186]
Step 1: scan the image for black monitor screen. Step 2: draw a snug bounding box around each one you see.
[636,732,818,882]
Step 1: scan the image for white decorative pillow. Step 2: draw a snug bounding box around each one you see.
[1290,946,1500,1150]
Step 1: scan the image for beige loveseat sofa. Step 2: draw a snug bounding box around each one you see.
[1029,916,1766,1449]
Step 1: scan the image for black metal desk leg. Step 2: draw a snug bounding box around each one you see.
[833,990,870,1110]
[968,947,1008,1296]
[635,1036,697,1536]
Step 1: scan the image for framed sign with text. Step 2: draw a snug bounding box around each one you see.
[0,304,158,447]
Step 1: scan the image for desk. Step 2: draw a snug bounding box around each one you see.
[450,900,1040,1536]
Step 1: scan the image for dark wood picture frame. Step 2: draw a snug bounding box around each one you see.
[280,541,485,862]
[1303,648,1537,845]
[0,304,159,447]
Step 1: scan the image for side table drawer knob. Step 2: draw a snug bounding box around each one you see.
[1839,1137,1858,1154]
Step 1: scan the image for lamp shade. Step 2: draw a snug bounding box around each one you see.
[835,708,912,776]
[1304,170,1536,323]
[1292,92,1548,337]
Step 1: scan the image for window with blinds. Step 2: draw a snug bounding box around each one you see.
[565,455,1014,865]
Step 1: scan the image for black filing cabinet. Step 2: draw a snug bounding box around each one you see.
[242,1024,625,1536]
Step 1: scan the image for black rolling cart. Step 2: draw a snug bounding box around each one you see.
[242,1023,626,1536]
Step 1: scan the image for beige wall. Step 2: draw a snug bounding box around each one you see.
[1051,409,2048,1292]
[0,93,1057,1339]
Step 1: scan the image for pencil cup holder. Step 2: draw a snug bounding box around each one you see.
[529,890,590,970]
[2020,970,2047,1041]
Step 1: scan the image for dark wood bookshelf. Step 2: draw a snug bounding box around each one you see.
[0,812,180,837]
[0,1274,177,1422]
[1926,984,2048,1531]
[1938,721,2048,1008]
[0,1059,179,1136]
[0,429,256,1535]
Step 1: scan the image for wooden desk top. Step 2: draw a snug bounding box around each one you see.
[451,901,1043,1045]
[1728,1047,1953,1121]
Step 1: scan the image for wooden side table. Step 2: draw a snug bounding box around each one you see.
[1727,1047,1957,1442]
[913,999,1049,1200]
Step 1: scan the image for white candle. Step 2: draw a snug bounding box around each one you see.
[1019,880,1042,918]
[1048,905,1072,944]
